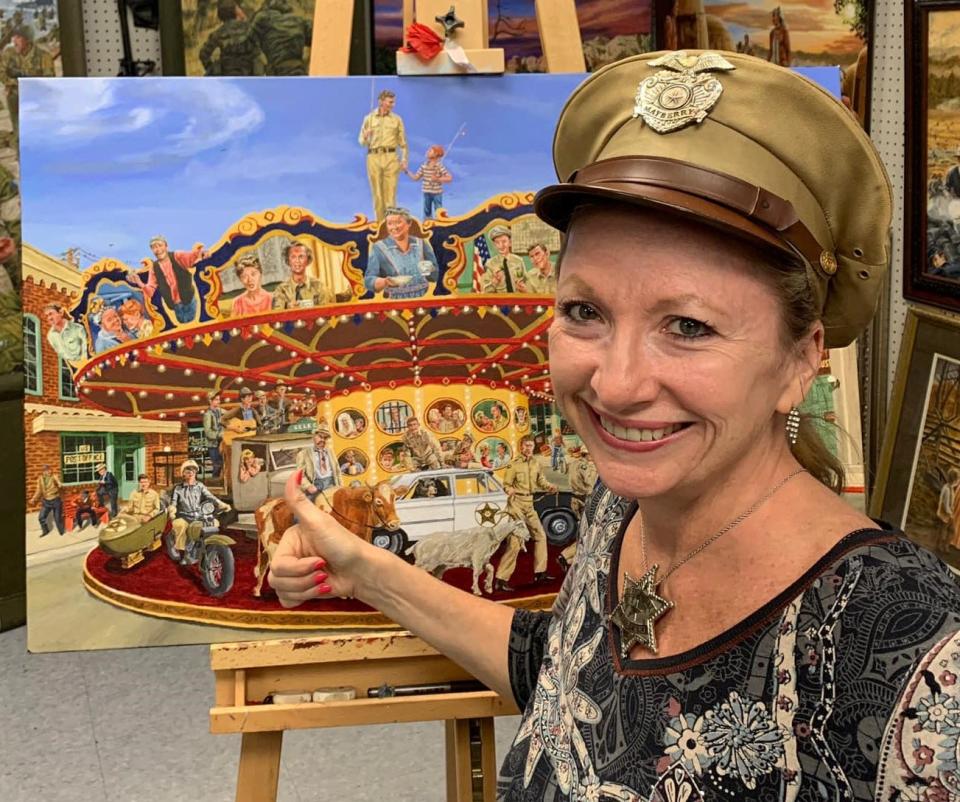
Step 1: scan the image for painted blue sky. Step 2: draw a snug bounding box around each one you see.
[20,74,583,269]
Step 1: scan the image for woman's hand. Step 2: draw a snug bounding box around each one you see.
[267,470,370,608]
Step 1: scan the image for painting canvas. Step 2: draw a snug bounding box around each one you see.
[373,0,654,74]
[901,354,960,561]
[20,73,595,652]
[0,0,65,389]
[656,1,872,128]
[179,0,315,76]
[905,2,960,313]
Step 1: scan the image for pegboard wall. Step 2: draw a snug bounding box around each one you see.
[871,0,911,398]
[77,0,922,402]
[81,0,162,76]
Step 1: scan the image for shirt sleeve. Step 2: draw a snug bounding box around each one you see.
[364,244,385,293]
[174,249,202,270]
[508,609,553,711]
[397,117,408,163]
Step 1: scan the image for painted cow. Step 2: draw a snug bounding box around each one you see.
[252,481,403,598]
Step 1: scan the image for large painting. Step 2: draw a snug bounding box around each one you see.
[373,0,654,74]
[905,1,960,313]
[655,1,873,128]
[872,310,960,568]
[20,73,594,652]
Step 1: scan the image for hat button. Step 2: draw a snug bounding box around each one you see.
[819,251,838,275]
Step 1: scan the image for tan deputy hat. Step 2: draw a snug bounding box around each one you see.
[488,225,512,240]
[180,459,200,474]
[534,50,893,348]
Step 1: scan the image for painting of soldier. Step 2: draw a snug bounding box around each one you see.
[902,355,960,566]
[655,1,872,127]
[182,0,314,77]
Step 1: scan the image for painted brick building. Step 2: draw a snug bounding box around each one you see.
[22,244,185,529]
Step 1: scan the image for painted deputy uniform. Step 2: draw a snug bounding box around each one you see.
[496,454,553,583]
[559,455,598,565]
[359,110,408,221]
[272,277,334,309]
[525,268,557,296]
[401,428,443,470]
[481,252,528,294]
[169,481,221,551]
[124,487,162,519]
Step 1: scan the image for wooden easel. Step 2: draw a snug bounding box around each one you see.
[214,5,585,802]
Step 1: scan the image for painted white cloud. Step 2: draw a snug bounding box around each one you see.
[21,78,264,162]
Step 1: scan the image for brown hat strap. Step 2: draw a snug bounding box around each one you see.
[569,156,829,270]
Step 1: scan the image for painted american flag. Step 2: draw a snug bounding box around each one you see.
[472,235,490,293]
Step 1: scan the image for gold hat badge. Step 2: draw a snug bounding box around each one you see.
[633,51,736,134]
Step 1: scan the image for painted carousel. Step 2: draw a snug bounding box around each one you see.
[74,195,594,629]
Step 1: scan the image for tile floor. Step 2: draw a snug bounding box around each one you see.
[0,625,521,801]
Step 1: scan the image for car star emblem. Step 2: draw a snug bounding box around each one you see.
[633,51,736,134]
[475,503,500,526]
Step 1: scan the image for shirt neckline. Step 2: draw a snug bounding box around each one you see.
[605,499,900,676]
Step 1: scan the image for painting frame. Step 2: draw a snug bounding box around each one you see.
[904,0,960,313]
[57,0,87,76]
[870,308,960,550]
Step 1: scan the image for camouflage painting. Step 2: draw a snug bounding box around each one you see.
[181,0,314,76]
[0,0,62,381]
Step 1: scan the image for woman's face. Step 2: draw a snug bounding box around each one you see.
[240,266,262,292]
[549,206,818,502]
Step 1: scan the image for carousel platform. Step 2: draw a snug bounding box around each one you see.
[81,532,562,629]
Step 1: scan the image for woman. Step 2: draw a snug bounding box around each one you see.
[231,253,273,316]
[268,54,959,800]
[238,448,263,483]
[336,411,358,438]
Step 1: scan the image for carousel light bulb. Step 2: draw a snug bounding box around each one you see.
[340,314,349,322]
[107,389,115,396]
[230,328,240,336]
[258,380,266,387]
[535,305,544,313]
[162,342,170,350]
[317,316,326,325]
[212,331,222,340]
[305,357,313,364]
[208,372,216,380]
[295,319,305,328]
[157,364,166,373]
[176,338,185,346]
[290,351,298,358]
[138,390,147,398]
[275,344,283,352]
[389,309,397,317]
[184,368,192,376]
[234,377,243,384]
[416,307,425,315]
[159,412,166,419]
[364,312,374,320]
[193,334,201,343]
[463,305,473,314]
[165,392,174,400]
[131,360,140,368]
[83,388,91,394]
[192,395,200,402]
[178,411,186,417]
[513,305,521,313]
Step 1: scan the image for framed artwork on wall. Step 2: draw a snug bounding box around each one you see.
[871,309,960,567]
[904,0,960,313]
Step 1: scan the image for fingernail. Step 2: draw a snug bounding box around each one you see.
[314,572,328,585]
[314,560,326,571]
[317,583,332,594]
[295,469,303,485]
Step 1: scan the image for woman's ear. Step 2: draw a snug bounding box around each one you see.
[777,321,824,414]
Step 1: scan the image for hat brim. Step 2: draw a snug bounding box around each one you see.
[534,181,794,262]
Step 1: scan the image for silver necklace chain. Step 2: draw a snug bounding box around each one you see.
[640,468,807,584]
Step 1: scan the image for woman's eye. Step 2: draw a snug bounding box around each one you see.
[665,317,713,338]
[559,301,600,322]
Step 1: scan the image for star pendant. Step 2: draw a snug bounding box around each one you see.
[609,565,674,657]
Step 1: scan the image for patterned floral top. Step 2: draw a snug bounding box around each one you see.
[499,486,960,801]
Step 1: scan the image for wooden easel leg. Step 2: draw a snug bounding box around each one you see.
[445,717,498,802]
[236,731,283,802]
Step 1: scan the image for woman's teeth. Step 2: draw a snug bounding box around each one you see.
[599,418,684,442]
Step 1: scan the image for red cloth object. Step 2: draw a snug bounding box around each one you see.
[401,22,445,60]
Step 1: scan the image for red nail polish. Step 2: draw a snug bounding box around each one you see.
[317,583,332,594]
[314,573,328,585]
[314,560,326,571]
[295,469,303,485]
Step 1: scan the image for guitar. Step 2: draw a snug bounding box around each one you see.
[222,418,258,447]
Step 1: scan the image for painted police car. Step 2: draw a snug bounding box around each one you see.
[369,468,577,555]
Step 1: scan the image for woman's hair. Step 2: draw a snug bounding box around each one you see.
[754,247,846,494]
[234,253,262,278]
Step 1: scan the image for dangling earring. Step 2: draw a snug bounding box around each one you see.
[786,407,801,445]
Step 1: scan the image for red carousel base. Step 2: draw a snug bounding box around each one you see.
[81,532,563,629]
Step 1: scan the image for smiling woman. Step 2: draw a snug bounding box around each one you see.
[264,51,960,802]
